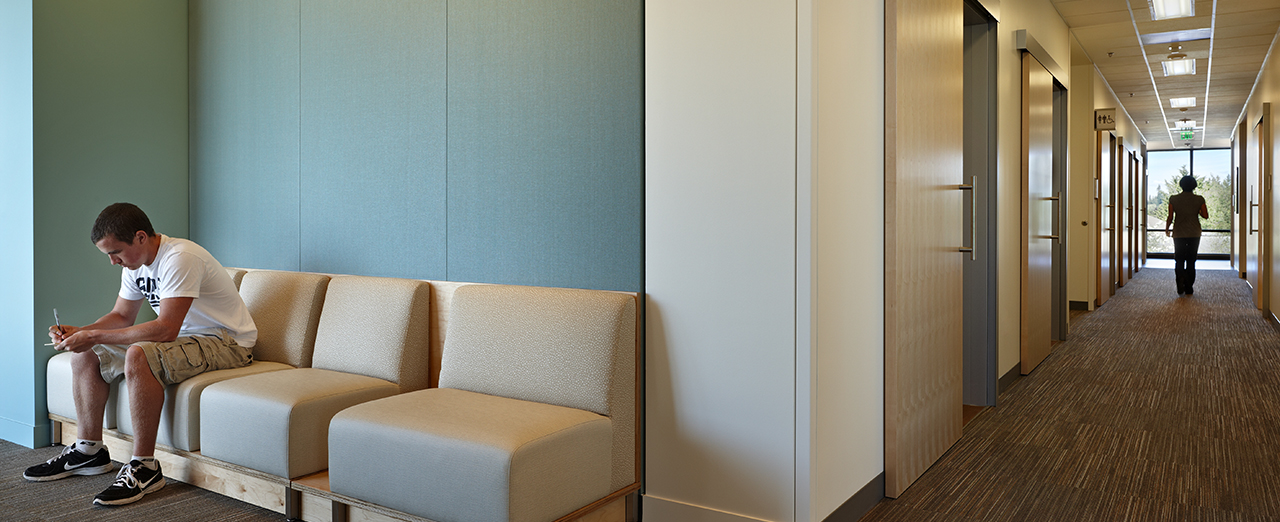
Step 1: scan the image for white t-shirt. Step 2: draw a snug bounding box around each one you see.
[118,235,257,348]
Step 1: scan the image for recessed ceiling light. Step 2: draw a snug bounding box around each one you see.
[1173,119,1196,129]
[1139,28,1212,46]
[1162,59,1196,76]
[1149,0,1194,20]
[1170,97,1196,108]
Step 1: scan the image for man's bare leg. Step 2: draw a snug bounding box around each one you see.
[124,345,164,457]
[70,350,109,441]
[23,350,115,482]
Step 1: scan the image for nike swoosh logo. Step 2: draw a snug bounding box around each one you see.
[64,460,93,471]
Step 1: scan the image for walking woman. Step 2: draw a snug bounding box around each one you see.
[1165,174,1209,295]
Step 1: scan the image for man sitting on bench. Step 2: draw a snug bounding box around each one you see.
[23,202,257,507]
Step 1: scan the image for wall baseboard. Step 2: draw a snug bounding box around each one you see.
[1068,300,1089,310]
[823,473,885,521]
[0,416,42,449]
[997,365,1021,396]
[640,495,771,522]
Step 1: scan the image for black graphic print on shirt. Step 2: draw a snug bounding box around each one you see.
[136,277,161,308]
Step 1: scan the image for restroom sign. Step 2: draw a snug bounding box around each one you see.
[1094,109,1116,130]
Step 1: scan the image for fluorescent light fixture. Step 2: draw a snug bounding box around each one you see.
[1170,97,1196,108]
[1173,120,1196,129]
[1162,58,1196,76]
[1139,28,1212,46]
[1149,0,1194,20]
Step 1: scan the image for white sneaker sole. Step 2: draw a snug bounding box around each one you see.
[22,462,115,482]
[93,476,166,506]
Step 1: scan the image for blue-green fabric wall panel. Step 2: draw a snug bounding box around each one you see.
[26,0,188,447]
[189,0,301,271]
[446,0,643,292]
[299,0,447,280]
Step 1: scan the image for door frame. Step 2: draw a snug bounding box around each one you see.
[962,0,998,406]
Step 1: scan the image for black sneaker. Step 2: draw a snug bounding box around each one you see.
[23,445,113,481]
[93,460,165,506]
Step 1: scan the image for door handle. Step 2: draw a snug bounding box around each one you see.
[958,176,975,260]
[1052,192,1063,245]
[1251,191,1259,234]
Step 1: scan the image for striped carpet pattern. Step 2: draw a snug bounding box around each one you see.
[0,440,280,521]
[862,267,1280,522]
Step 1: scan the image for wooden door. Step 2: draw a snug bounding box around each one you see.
[1130,153,1140,273]
[1249,112,1263,308]
[884,0,964,498]
[1097,132,1112,306]
[1261,104,1273,315]
[1110,135,1119,296]
[1117,140,1130,287]
[1021,53,1053,375]
[1238,122,1248,278]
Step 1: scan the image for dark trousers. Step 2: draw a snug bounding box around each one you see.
[1173,237,1201,293]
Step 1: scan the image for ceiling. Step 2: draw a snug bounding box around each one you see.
[1053,0,1280,150]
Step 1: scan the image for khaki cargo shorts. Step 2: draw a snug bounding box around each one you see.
[91,329,253,386]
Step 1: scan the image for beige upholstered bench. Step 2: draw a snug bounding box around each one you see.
[114,269,330,450]
[199,275,431,479]
[326,284,638,522]
[43,266,284,446]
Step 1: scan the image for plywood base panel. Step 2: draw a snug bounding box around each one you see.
[53,416,287,513]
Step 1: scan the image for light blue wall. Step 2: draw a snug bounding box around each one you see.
[0,0,189,448]
[190,0,643,291]
[0,0,36,448]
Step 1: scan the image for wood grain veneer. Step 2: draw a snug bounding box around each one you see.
[1249,112,1264,307]
[884,0,964,498]
[1021,53,1054,375]
[1097,131,1113,307]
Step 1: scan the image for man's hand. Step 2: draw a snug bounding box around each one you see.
[48,325,95,353]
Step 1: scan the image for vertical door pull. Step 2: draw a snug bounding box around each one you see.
[959,176,976,260]
[1251,190,1260,234]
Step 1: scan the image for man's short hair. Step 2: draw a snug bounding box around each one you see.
[1179,175,1198,192]
[91,203,155,245]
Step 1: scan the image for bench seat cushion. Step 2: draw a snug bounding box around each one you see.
[329,387,611,522]
[46,352,119,429]
[201,368,399,479]
[115,360,293,451]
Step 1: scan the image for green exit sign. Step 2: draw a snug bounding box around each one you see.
[1180,130,1194,140]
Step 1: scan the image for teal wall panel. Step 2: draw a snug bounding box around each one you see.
[0,0,36,447]
[190,0,301,271]
[189,0,641,291]
[446,0,643,291]
[299,0,447,280]
[5,0,189,447]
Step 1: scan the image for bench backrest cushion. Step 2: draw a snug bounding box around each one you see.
[439,284,636,489]
[312,275,432,392]
[239,270,331,368]
[224,267,247,289]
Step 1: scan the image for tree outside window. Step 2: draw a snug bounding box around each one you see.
[1146,149,1232,255]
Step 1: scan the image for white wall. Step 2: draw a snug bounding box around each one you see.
[1066,55,1145,310]
[645,1,798,520]
[809,0,886,518]
[1068,60,1097,308]
[994,0,1071,377]
[645,1,887,520]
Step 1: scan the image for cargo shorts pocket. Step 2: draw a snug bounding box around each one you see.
[149,339,211,386]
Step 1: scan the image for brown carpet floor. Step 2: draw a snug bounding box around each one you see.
[0,439,281,521]
[861,267,1280,522]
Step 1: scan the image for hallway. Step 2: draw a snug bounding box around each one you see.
[862,267,1280,521]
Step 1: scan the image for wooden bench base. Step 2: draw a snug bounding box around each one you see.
[51,415,632,522]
